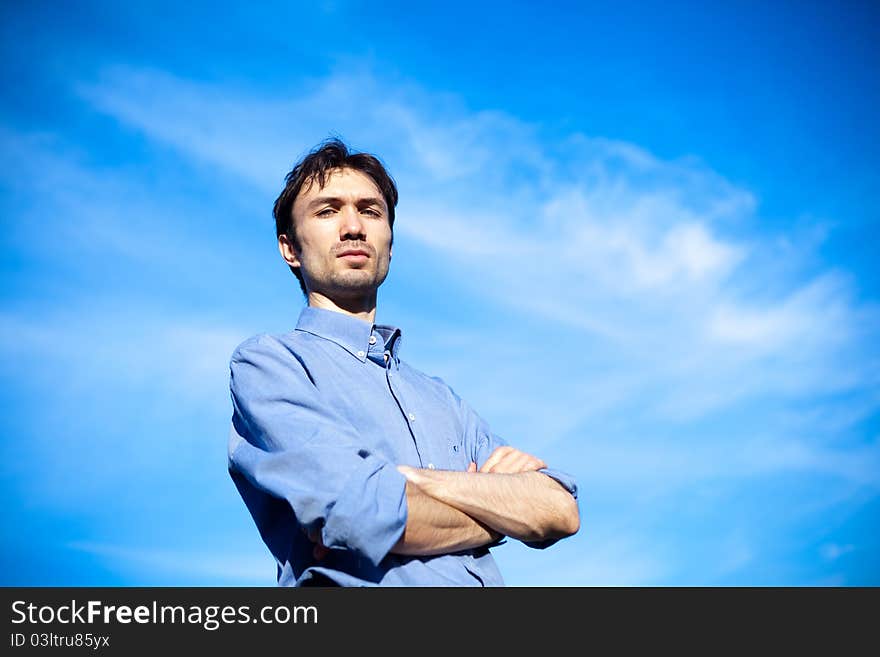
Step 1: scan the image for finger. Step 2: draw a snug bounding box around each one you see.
[513,452,541,472]
[488,450,547,474]
[467,461,477,473]
[503,451,531,473]
[485,451,517,473]
[397,465,419,483]
[398,464,427,487]
[488,449,531,473]
[480,446,513,473]
[516,453,547,472]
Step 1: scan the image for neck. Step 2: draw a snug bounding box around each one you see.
[307,290,377,324]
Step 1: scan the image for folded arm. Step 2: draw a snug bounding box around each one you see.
[398,465,580,544]
[232,337,577,565]
[389,482,503,556]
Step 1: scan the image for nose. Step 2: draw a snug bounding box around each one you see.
[339,204,366,240]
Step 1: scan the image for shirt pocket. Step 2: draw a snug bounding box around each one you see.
[447,434,469,471]
[422,406,469,471]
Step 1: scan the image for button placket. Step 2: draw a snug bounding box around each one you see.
[383,351,424,466]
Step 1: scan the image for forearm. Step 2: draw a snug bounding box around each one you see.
[401,469,579,543]
[389,482,502,556]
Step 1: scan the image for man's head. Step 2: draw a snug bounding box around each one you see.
[273,139,398,301]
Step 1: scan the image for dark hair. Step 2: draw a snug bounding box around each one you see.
[273,138,399,295]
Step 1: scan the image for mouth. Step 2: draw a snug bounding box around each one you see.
[337,249,370,261]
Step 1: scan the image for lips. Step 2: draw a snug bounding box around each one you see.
[337,249,370,258]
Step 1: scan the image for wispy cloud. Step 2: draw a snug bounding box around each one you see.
[12,63,874,585]
[75,63,880,459]
[0,308,248,408]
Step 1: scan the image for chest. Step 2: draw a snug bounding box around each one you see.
[307,355,469,471]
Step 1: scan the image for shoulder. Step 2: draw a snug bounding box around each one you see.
[229,332,317,392]
[231,333,282,362]
[230,332,313,373]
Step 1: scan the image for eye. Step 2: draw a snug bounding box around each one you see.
[316,207,336,217]
[360,204,386,217]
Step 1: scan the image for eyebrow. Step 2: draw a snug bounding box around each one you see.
[306,196,386,210]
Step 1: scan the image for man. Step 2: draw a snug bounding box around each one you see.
[228,138,579,586]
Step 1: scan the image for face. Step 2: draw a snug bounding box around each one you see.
[280,167,393,301]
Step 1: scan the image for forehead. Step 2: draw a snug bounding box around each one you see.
[294,167,384,208]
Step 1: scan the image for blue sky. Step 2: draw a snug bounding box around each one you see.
[1,0,878,585]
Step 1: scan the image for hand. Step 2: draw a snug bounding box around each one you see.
[397,464,431,488]
[478,446,547,474]
[397,464,452,498]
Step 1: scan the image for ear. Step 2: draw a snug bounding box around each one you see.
[278,234,300,269]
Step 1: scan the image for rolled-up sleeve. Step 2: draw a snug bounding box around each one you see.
[228,335,408,567]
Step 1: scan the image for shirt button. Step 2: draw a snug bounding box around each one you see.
[384,353,389,362]
[357,350,365,358]
[408,413,415,421]
[369,335,377,345]
[427,463,435,470]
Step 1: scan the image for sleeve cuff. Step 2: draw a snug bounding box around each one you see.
[538,467,578,499]
[321,458,409,567]
[522,468,578,550]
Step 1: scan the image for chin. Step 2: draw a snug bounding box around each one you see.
[328,274,381,295]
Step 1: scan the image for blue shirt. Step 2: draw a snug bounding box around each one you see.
[228,306,578,586]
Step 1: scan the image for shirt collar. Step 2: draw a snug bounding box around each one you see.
[294,306,402,364]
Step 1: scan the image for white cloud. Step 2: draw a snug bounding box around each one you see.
[0,309,249,408]
[46,64,880,584]
[73,63,878,452]
[576,435,880,490]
